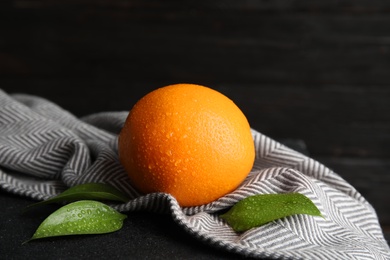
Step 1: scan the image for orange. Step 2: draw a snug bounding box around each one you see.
[118,83,255,207]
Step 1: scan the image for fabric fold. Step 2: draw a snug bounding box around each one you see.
[1,89,389,259]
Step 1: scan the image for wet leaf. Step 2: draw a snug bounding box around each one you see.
[220,193,322,232]
[26,183,129,211]
[27,200,127,241]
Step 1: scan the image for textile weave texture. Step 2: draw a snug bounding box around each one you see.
[1,89,389,259]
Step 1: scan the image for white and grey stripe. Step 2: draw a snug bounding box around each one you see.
[0,89,389,259]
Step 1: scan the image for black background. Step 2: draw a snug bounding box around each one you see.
[1,1,389,258]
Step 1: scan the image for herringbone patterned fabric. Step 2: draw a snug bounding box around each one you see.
[1,89,389,259]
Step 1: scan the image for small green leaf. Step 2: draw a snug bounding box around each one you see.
[220,193,322,232]
[28,200,127,241]
[26,183,129,210]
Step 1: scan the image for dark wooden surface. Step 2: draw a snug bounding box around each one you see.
[1,0,389,256]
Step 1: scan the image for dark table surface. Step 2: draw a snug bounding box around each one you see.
[1,1,390,259]
[0,191,250,260]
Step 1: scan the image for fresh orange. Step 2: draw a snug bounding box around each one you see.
[118,83,255,207]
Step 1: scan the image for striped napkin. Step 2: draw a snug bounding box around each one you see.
[1,89,389,259]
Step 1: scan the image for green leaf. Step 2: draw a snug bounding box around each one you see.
[27,200,127,241]
[26,183,129,211]
[220,193,323,232]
